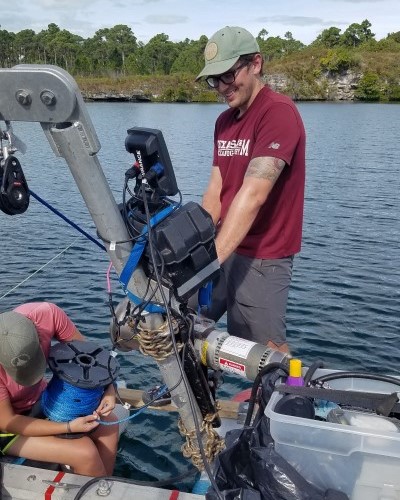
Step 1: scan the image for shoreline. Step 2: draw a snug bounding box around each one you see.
[78,70,399,103]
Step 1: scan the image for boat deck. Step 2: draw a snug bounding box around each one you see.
[2,463,203,499]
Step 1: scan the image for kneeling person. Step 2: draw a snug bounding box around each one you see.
[0,301,119,477]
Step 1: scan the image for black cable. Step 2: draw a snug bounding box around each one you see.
[140,181,223,500]
[102,182,182,246]
[122,176,134,240]
[106,242,167,352]
[107,174,219,496]
[244,362,289,427]
[311,371,400,387]
[303,359,325,386]
[97,178,144,244]
[105,263,183,408]
[104,185,188,405]
[119,183,180,319]
[106,295,187,406]
[126,184,135,198]
[130,247,167,317]
[105,325,185,408]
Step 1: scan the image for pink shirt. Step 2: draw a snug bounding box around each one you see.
[213,86,306,259]
[0,302,77,413]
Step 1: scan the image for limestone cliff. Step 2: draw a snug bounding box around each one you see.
[265,71,362,101]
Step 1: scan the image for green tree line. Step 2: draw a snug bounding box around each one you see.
[1,20,399,101]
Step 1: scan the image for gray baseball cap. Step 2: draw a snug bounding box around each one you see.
[0,311,46,386]
[196,26,260,80]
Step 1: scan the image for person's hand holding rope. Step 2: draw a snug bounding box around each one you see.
[95,384,116,417]
[67,413,100,434]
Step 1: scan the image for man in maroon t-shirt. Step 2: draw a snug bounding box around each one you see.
[195,26,306,352]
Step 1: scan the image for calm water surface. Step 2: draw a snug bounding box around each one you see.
[1,101,400,486]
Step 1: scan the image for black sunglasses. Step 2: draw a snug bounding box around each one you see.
[206,61,249,89]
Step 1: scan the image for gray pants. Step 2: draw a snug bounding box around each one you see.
[200,253,294,346]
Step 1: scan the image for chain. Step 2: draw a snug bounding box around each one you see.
[178,406,225,471]
[128,314,225,469]
[133,317,183,361]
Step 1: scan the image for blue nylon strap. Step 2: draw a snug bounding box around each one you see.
[119,203,177,313]
[198,280,213,314]
[119,236,147,286]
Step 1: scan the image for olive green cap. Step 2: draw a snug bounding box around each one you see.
[196,26,260,80]
[0,311,46,386]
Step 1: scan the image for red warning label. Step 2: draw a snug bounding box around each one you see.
[219,358,246,376]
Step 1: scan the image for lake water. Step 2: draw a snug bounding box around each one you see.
[1,100,400,487]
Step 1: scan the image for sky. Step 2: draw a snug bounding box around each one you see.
[0,0,399,45]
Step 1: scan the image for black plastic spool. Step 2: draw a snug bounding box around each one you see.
[47,340,119,389]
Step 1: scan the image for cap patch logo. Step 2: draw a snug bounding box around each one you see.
[205,42,218,61]
[11,353,30,367]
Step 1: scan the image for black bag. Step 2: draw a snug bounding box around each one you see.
[206,414,348,500]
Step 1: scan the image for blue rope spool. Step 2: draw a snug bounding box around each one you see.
[41,340,119,423]
[41,377,104,421]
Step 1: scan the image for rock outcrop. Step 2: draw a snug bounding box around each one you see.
[265,71,362,101]
[82,91,151,102]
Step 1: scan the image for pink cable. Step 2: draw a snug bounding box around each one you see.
[106,261,113,293]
